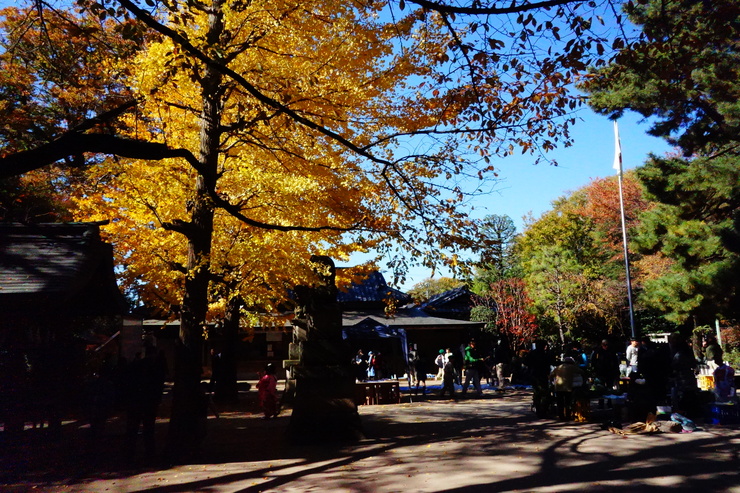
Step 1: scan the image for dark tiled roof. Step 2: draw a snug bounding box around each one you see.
[337,270,412,309]
[420,285,477,320]
[0,223,96,295]
[337,271,480,328]
[347,317,406,337]
[0,222,125,313]
[343,307,483,329]
[423,286,470,307]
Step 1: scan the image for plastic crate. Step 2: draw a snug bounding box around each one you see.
[698,375,715,391]
[704,403,740,425]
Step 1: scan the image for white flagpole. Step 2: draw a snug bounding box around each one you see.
[614,121,637,339]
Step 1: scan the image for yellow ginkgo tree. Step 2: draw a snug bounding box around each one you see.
[3,0,616,457]
[69,0,487,456]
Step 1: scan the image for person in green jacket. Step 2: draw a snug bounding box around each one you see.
[462,339,484,397]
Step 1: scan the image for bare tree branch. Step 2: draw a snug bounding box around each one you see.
[207,188,368,233]
[70,98,140,133]
[0,132,202,179]
[406,0,583,15]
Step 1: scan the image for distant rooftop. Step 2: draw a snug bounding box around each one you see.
[421,285,476,320]
[343,307,482,330]
[336,270,412,309]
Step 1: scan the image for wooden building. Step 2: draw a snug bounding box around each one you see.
[0,222,126,434]
[339,271,483,375]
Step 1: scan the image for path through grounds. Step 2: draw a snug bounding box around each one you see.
[3,384,740,492]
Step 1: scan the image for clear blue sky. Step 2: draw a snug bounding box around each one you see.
[477,111,672,231]
[369,108,674,290]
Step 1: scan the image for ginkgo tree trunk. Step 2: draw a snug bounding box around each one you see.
[165,2,222,458]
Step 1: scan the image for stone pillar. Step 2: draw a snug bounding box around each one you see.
[285,255,362,442]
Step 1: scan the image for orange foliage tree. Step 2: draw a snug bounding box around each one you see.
[514,170,660,342]
[473,277,538,351]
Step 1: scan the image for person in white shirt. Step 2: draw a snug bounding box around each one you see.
[626,338,640,374]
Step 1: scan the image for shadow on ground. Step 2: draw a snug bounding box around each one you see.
[2,386,740,492]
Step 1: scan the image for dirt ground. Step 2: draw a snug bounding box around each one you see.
[2,381,740,492]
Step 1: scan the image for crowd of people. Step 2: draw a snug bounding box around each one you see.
[351,349,387,382]
[353,333,736,422]
[78,332,734,462]
[541,333,736,422]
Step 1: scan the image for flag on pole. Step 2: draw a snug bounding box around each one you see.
[613,120,623,175]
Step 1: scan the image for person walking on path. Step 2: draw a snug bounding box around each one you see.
[703,335,723,370]
[549,357,585,421]
[591,339,620,409]
[412,351,428,396]
[434,350,446,380]
[448,347,462,385]
[209,348,224,394]
[256,363,279,419]
[525,339,555,417]
[713,358,736,402]
[352,349,368,382]
[123,345,166,463]
[462,339,484,398]
[566,341,589,371]
[669,334,698,415]
[626,338,640,374]
[637,337,671,407]
[492,337,511,391]
[439,353,459,399]
[367,351,384,380]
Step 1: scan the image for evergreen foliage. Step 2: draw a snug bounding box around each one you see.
[583,0,740,155]
[634,153,740,324]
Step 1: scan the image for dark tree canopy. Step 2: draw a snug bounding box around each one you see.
[581,0,740,326]
[477,214,517,274]
[582,0,740,155]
